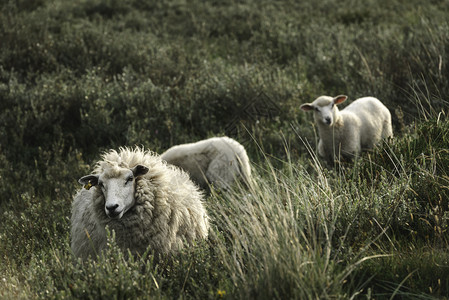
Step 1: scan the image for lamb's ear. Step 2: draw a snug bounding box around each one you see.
[300,103,314,111]
[131,165,149,177]
[79,175,99,190]
[333,95,348,105]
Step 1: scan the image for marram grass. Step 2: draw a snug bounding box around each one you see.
[207,159,390,299]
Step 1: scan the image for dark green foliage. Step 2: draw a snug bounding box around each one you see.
[347,116,449,241]
[1,0,449,298]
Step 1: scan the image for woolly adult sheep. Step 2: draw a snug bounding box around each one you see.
[71,147,209,261]
[161,136,251,191]
[300,95,393,163]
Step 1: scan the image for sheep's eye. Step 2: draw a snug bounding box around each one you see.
[125,176,134,184]
[314,107,320,112]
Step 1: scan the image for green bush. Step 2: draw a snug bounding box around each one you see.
[1,0,449,298]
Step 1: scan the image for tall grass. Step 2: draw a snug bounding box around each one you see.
[208,157,387,299]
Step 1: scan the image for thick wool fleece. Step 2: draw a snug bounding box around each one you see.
[71,148,209,261]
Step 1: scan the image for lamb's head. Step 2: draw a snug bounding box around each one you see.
[300,95,347,126]
[79,164,149,219]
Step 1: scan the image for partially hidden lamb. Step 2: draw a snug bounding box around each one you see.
[161,136,251,192]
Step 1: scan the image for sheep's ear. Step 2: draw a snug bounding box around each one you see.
[300,103,314,111]
[79,175,99,185]
[333,95,348,105]
[131,165,149,177]
[79,175,99,190]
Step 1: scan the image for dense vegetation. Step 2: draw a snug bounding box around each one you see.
[1,0,448,298]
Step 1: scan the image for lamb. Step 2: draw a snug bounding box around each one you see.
[161,136,251,192]
[300,95,393,163]
[71,147,209,261]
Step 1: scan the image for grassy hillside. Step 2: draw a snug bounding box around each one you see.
[0,0,448,298]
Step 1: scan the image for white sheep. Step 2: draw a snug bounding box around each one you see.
[300,95,393,162]
[71,147,209,261]
[161,136,251,191]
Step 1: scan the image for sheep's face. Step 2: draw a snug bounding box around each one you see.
[300,95,347,126]
[79,165,149,219]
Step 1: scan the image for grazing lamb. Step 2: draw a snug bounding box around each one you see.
[300,95,393,163]
[161,136,251,191]
[71,147,209,261]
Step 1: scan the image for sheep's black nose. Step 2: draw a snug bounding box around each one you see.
[106,204,119,212]
[325,117,331,124]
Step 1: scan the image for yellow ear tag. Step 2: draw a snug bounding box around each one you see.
[84,181,93,190]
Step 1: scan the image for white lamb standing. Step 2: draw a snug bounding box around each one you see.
[161,136,251,191]
[71,147,209,261]
[300,95,393,163]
